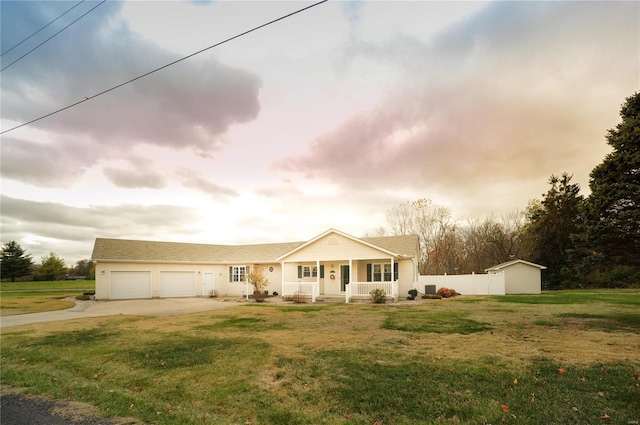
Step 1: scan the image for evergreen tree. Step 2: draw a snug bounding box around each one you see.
[577,92,640,285]
[1,241,33,282]
[523,173,584,289]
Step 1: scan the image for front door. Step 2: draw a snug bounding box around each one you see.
[340,265,350,292]
[203,273,215,296]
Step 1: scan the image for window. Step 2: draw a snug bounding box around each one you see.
[367,262,399,282]
[298,265,323,279]
[373,264,382,281]
[384,264,392,281]
[229,266,247,282]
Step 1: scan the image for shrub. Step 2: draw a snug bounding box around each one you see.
[436,287,460,298]
[283,291,310,304]
[370,288,386,304]
[252,291,268,303]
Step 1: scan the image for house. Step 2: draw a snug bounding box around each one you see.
[484,259,546,294]
[91,229,420,302]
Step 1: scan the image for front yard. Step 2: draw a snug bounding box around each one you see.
[1,289,639,424]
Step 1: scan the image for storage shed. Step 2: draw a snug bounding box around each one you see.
[484,260,546,294]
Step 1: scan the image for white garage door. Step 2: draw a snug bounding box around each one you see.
[160,271,196,298]
[110,271,152,299]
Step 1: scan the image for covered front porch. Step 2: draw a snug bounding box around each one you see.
[280,259,399,303]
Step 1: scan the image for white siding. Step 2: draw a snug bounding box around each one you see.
[505,263,541,294]
[283,233,391,262]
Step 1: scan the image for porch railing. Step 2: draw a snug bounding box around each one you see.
[282,282,319,303]
[345,280,398,303]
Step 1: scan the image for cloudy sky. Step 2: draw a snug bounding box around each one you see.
[1,0,638,265]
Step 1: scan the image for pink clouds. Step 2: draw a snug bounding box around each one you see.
[277,1,638,204]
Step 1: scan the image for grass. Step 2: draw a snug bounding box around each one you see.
[494,289,640,306]
[382,309,492,334]
[1,289,639,424]
[0,280,95,291]
[0,280,94,316]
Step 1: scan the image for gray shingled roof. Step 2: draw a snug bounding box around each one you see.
[92,233,419,264]
[361,234,419,257]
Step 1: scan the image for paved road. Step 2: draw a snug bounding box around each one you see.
[0,297,247,328]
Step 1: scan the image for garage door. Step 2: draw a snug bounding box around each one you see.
[110,271,152,299]
[160,271,196,298]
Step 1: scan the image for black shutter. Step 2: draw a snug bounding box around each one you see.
[229,266,233,282]
[298,266,302,279]
[394,262,399,281]
[366,263,372,282]
[320,265,325,278]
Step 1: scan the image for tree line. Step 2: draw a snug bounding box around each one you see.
[0,242,95,282]
[379,91,639,289]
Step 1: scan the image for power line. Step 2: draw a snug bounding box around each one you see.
[1,0,86,57]
[1,0,107,72]
[1,0,329,135]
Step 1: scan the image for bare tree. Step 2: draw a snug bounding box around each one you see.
[386,198,457,274]
[386,199,526,275]
[385,202,414,236]
[461,211,525,273]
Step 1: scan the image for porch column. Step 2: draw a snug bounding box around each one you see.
[245,266,249,300]
[280,261,285,297]
[316,259,320,302]
[391,257,396,299]
[348,258,353,303]
[390,257,394,282]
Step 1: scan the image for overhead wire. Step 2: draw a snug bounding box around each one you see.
[1,0,107,72]
[0,0,329,135]
[1,0,86,57]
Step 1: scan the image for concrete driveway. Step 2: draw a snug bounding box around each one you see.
[0,297,247,328]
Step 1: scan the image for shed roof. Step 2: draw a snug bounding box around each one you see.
[91,231,419,264]
[485,259,547,271]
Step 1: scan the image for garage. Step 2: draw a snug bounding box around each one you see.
[110,271,152,299]
[160,271,196,298]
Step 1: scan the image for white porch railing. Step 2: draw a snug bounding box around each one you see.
[345,280,398,303]
[282,282,319,302]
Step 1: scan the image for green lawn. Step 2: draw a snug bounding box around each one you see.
[1,289,639,424]
[0,280,95,291]
[0,280,95,316]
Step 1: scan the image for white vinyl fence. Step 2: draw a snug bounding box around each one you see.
[419,273,505,295]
